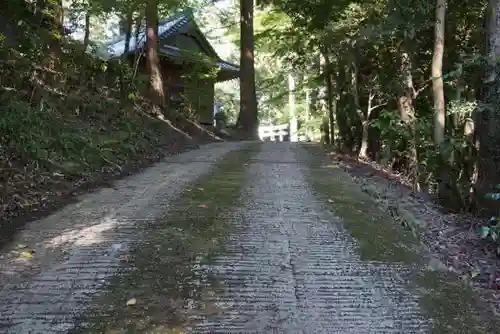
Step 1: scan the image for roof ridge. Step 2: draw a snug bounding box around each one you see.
[158,7,194,24]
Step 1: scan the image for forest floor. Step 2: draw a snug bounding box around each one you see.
[0,142,498,333]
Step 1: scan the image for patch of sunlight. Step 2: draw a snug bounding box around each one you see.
[141,326,186,334]
[321,164,340,169]
[141,111,193,140]
[45,216,120,248]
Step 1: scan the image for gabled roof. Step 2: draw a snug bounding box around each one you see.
[104,8,239,75]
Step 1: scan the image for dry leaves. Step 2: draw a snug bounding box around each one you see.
[20,250,34,258]
[126,298,137,306]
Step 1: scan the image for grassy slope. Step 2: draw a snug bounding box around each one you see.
[0,47,220,245]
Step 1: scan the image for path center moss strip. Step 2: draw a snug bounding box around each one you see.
[302,144,499,334]
[74,142,262,333]
[303,145,418,263]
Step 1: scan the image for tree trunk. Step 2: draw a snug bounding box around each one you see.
[133,14,142,72]
[475,0,500,213]
[124,8,134,54]
[432,0,446,146]
[323,50,335,146]
[432,0,451,203]
[318,52,329,143]
[397,46,416,121]
[320,115,330,145]
[335,57,350,149]
[288,73,298,142]
[145,0,166,112]
[83,9,90,55]
[396,40,419,189]
[349,56,364,156]
[237,0,259,138]
[304,74,311,139]
[359,91,372,158]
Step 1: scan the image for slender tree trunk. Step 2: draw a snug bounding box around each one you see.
[475,0,500,212]
[433,0,451,204]
[323,51,335,146]
[350,57,363,155]
[288,73,298,142]
[335,57,350,149]
[397,46,416,121]
[133,14,142,70]
[120,6,134,98]
[237,0,258,138]
[304,74,311,139]
[396,40,419,189]
[318,53,330,144]
[124,8,134,54]
[359,90,372,158]
[145,0,166,112]
[432,0,446,145]
[83,9,90,55]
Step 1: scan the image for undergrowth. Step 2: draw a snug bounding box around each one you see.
[0,12,216,225]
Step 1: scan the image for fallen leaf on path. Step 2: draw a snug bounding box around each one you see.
[120,254,132,263]
[20,251,34,259]
[126,298,137,306]
[198,204,208,209]
[470,267,480,279]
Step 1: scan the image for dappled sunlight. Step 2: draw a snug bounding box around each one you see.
[44,216,121,248]
[154,113,193,140]
[321,163,340,169]
[181,116,222,140]
[0,216,124,277]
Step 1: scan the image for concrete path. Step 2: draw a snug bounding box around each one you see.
[0,142,492,333]
[191,144,427,333]
[0,142,244,333]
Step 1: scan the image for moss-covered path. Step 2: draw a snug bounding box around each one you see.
[0,142,496,333]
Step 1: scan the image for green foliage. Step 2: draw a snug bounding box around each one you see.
[0,91,166,175]
[220,0,497,211]
[477,183,500,250]
[0,0,221,220]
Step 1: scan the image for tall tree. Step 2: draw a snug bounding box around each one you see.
[476,0,500,208]
[82,1,91,54]
[123,5,134,54]
[432,0,446,146]
[237,0,259,138]
[432,0,448,199]
[145,0,166,112]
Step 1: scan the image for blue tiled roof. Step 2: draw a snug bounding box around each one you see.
[217,60,239,72]
[159,45,239,71]
[106,14,189,57]
[104,9,238,74]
